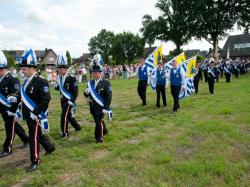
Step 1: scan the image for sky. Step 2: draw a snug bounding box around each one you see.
[0,0,244,58]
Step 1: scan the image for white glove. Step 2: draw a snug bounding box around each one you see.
[7,96,17,103]
[50,81,57,88]
[68,100,74,106]
[7,111,15,116]
[85,88,90,94]
[102,109,109,114]
[30,112,38,121]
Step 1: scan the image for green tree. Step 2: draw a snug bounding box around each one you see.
[187,0,241,63]
[140,0,191,54]
[88,29,115,64]
[3,52,16,68]
[140,15,158,47]
[111,32,144,65]
[237,0,250,34]
[66,50,72,65]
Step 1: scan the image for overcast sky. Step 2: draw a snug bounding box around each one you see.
[0,0,243,57]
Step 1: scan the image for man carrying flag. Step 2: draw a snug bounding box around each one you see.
[0,50,29,158]
[53,54,81,138]
[18,49,55,172]
[135,58,150,106]
[169,59,186,112]
[84,54,112,143]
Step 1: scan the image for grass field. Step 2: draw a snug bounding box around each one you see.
[0,73,250,187]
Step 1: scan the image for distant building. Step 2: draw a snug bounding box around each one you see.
[184,49,208,59]
[221,33,250,60]
[4,48,57,65]
[73,53,92,65]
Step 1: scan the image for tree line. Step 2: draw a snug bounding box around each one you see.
[89,0,249,64]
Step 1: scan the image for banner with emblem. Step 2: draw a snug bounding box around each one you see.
[144,45,163,90]
[164,52,186,72]
[178,56,197,100]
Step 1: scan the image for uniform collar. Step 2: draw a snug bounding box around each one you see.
[0,71,10,82]
[27,73,37,83]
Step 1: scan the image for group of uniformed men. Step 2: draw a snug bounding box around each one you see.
[0,48,248,173]
[136,57,249,111]
[0,50,112,172]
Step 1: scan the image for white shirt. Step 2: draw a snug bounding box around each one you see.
[94,77,102,88]
[24,73,36,90]
[134,65,151,77]
[61,74,68,85]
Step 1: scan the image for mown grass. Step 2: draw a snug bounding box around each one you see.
[0,73,249,187]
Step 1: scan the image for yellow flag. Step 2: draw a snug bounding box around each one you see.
[186,56,197,78]
[153,45,163,66]
[174,52,186,64]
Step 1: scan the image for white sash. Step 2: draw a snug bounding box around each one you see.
[0,92,11,107]
[21,81,49,131]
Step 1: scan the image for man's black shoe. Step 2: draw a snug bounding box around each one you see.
[0,151,11,158]
[45,148,56,156]
[61,134,69,139]
[75,127,81,132]
[96,139,103,143]
[26,164,38,172]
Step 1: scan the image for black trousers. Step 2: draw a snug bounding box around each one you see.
[137,80,147,105]
[61,103,81,136]
[204,72,208,82]
[26,118,55,164]
[234,71,239,78]
[225,73,231,83]
[193,78,200,94]
[156,84,166,108]
[92,113,108,141]
[170,85,181,112]
[1,112,29,153]
[208,79,215,94]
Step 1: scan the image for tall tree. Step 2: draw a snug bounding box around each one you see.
[237,0,250,34]
[3,52,16,67]
[111,32,144,65]
[140,0,191,55]
[66,50,72,65]
[88,29,115,64]
[140,15,158,47]
[188,0,241,63]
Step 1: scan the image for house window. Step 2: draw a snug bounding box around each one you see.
[49,58,54,61]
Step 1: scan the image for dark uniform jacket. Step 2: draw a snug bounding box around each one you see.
[194,67,203,81]
[0,72,19,114]
[207,67,217,82]
[21,74,51,119]
[84,79,112,115]
[55,75,78,104]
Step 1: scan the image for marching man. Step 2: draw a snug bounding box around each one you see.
[18,49,55,172]
[84,54,112,143]
[54,54,81,138]
[0,50,29,158]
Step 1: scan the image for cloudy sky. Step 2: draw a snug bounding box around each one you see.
[0,0,243,57]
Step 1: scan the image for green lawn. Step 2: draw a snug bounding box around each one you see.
[0,73,250,187]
